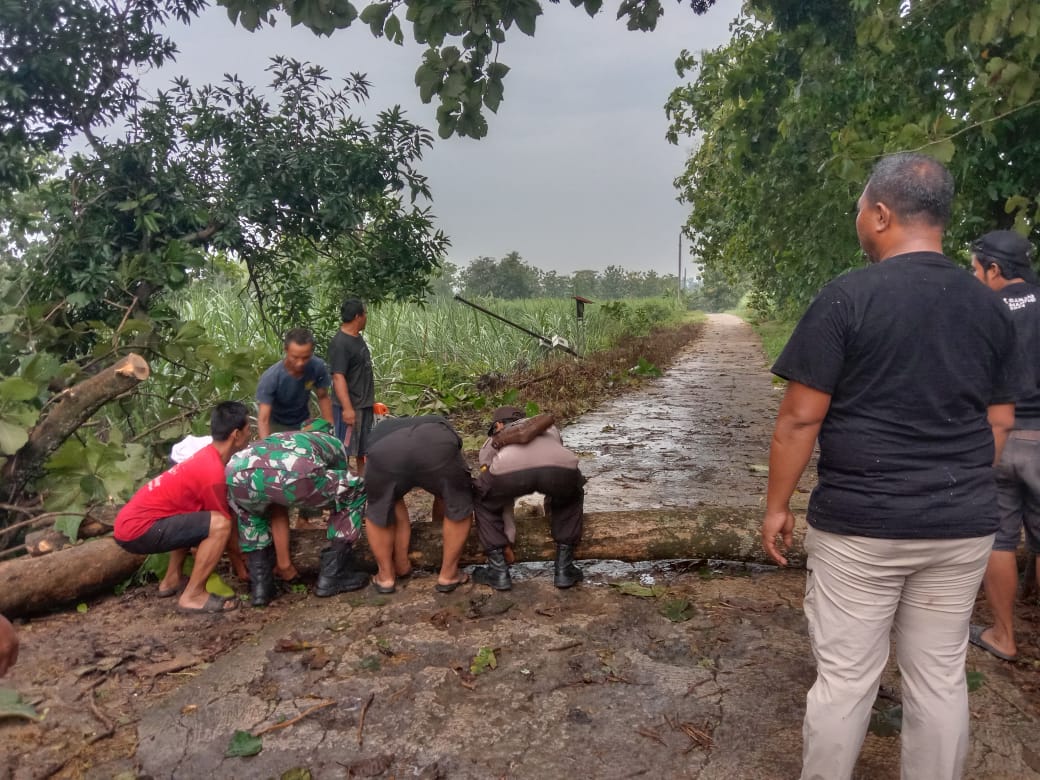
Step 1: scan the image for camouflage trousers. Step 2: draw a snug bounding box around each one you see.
[228,462,367,553]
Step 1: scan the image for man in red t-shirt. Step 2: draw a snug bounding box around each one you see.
[115,402,252,613]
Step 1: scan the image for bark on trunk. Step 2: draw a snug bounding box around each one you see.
[0,507,791,617]
[5,505,1036,618]
[0,537,145,617]
[1,354,150,504]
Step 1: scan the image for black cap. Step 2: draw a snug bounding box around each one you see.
[488,406,524,436]
[972,230,1037,284]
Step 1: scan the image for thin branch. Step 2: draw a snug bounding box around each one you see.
[0,503,39,516]
[129,409,198,443]
[826,98,1040,169]
[112,294,140,349]
[252,700,335,737]
[357,692,375,747]
[2,511,90,536]
[179,223,220,244]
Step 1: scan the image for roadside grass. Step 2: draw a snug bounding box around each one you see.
[165,284,695,424]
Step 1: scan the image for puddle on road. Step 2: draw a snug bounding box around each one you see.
[474,557,779,585]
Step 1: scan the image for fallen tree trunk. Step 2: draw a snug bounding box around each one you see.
[0,506,796,617]
[0,537,145,617]
[2,353,150,504]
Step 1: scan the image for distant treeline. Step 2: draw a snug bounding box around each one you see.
[430,252,681,301]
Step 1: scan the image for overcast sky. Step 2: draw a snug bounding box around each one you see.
[144,1,738,275]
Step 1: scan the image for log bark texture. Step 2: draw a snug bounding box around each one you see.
[2,354,150,503]
[0,506,796,617]
[0,537,145,617]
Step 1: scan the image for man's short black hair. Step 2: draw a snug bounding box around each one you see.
[211,401,249,441]
[340,298,366,323]
[865,153,954,228]
[283,327,315,349]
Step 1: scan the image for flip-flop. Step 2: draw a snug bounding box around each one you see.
[969,624,1018,662]
[372,580,396,595]
[435,573,471,593]
[176,594,239,615]
[157,577,188,598]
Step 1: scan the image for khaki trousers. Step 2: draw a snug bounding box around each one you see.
[801,527,992,780]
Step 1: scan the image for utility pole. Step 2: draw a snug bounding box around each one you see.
[677,228,683,304]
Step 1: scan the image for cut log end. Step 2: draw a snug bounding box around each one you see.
[114,353,150,381]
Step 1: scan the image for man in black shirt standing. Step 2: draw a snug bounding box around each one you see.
[762,154,1022,780]
[968,230,1040,663]
[328,298,375,475]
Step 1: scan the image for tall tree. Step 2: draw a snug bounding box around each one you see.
[668,0,1040,313]
[0,1,447,532]
[599,264,628,299]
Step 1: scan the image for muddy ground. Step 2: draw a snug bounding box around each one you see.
[3,314,1040,779]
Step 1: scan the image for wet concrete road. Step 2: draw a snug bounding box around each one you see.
[563,313,782,512]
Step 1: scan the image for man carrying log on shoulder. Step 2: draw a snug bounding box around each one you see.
[473,406,586,591]
[114,402,253,614]
[226,419,369,606]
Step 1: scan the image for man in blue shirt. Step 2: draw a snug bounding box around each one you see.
[256,328,334,439]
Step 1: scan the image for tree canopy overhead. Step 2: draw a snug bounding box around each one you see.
[216,0,718,138]
[667,0,1040,314]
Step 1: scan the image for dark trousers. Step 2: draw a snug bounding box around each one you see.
[474,466,585,550]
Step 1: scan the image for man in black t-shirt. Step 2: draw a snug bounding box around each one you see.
[761,154,1022,780]
[327,298,375,475]
[968,230,1040,664]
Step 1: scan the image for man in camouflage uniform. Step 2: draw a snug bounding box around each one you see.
[226,422,369,605]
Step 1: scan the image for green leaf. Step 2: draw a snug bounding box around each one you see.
[486,62,510,80]
[0,688,41,721]
[0,420,29,455]
[0,377,39,402]
[225,729,263,757]
[415,63,442,104]
[359,655,381,671]
[867,704,902,737]
[470,645,497,674]
[966,670,986,692]
[77,603,89,614]
[659,598,695,622]
[361,2,391,36]
[384,13,403,44]
[610,581,663,598]
[583,0,603,17]
[206,572,235,598]
[484,78,504,113]
[280,770,313,780]
[512,2,540,36]
[54,514,84,542]
[927,138,956,164]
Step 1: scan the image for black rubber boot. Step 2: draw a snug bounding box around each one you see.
[246,547,276,607]
[472,548,512,591]
[553,543,583,589]
[315,541,370,597]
